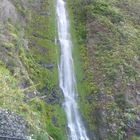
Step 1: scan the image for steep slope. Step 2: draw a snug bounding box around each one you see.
[0,0,67,139]
[67,0,140,140]
[1,0,140,140]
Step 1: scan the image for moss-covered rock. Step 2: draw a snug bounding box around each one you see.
[0,0,67,139]
[67,0,140,139]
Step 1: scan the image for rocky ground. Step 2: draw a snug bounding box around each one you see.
[0,109,28,139]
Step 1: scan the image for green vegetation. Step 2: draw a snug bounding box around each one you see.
[67,0,140,139]
[0,0,67,139]
[24,0,67,138]
[0,61,51,139]
[0,0,140,139]
[132,136,140,140]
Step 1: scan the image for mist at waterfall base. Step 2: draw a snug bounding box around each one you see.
[56,0,89,140]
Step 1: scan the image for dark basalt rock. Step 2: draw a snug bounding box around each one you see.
[40,85,64,105]
[51,116,57,126]
[32,32,47,39]
[0,109,28,139]
[135,119,140,136]
[40,12,49,17]
[40,63,54,70]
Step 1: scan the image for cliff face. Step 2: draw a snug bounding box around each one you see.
[67,0,140,140]
[0,0,66,139]
[1,0,140,140]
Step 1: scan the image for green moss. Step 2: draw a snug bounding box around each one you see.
[132,136,140,140]
[67,0,140,139]
[22,0,58,90]
[66,0,98,133]
[21,0,67,139]
[0,62,49,139]
[0,0,67,139]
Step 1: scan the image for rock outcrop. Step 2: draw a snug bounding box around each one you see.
[0,0,18,23]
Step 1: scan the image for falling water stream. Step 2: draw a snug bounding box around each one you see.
[56,0,89,139]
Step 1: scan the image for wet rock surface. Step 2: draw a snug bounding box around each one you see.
[40,85,64,105]
[0,109,28,139]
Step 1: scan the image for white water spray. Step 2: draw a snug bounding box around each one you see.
[56,0,89,140]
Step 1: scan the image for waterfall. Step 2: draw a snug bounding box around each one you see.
[56,0,89,139]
